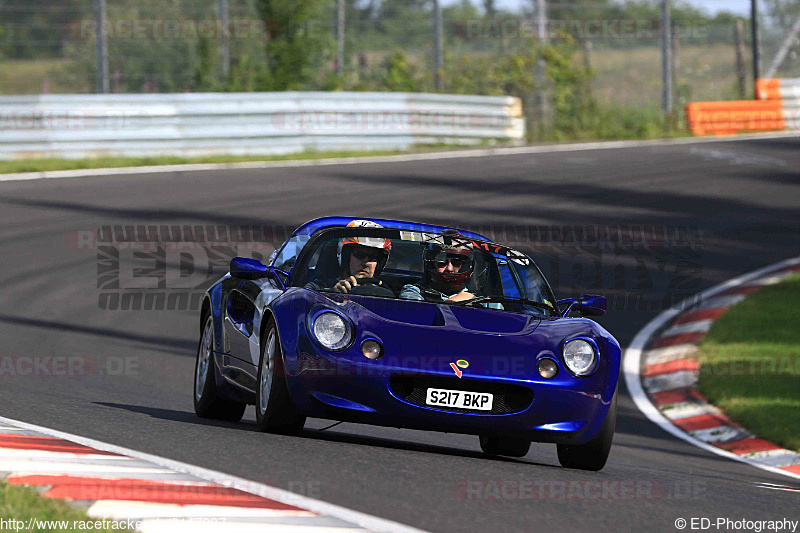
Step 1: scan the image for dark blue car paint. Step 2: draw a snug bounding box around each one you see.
[200,217,620,446]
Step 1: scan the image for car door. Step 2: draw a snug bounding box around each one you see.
[222,280,262,392]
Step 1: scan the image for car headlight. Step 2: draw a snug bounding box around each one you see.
[311,311,352,351]
[562,339,598,376]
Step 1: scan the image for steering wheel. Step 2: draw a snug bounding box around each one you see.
[349,277,395,297]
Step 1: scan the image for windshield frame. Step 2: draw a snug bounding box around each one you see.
[289,226,558,316]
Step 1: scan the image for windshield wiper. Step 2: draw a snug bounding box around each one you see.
[453,295,557,313]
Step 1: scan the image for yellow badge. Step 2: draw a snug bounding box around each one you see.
[456,359,469,369]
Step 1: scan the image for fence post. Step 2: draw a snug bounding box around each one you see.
[672,24,679,112]
[218,0,230,78]
[335,0,345,76]
[735,19,747,99]
[534,0,550,137]
[433,0,444,91]
[661,0,673,114]
[94,0,108,94]
[751,0,761,97]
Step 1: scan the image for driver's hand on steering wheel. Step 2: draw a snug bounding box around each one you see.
[333,276,358,293]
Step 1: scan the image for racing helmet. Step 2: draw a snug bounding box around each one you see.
[424,230,474,292]
[337,220,392,276]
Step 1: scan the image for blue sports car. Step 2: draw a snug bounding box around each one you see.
[194,217,620,470]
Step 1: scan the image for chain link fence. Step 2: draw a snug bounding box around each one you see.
[1,1,798,134]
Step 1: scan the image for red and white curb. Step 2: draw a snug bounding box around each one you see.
[624,256,800,480]
[0,416,427,533]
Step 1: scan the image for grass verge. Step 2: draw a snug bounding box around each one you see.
[0,148,437,175]
[697,273,800,452]
[0,480,131,532]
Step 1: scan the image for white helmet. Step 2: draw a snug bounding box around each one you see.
[337,220,392,275]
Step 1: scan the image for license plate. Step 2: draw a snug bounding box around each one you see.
[425,388,493,411]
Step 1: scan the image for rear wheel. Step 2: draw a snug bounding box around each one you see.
[255,319,306,434]
[557,391,617,471]
[479,435,531,457]
[194,315,246,421]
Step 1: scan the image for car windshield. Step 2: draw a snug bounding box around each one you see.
[286,227,558,317]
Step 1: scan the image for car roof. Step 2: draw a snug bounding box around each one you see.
[291,217,492,241]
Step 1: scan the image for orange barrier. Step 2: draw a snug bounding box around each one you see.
[686,78,789,136]
[756,78,782,100]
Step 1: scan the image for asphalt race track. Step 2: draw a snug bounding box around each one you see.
[1,136,799,532]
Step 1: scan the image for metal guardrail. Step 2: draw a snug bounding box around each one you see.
[686,78,800,136]
[757,78,800,131]
[0,92,525,160]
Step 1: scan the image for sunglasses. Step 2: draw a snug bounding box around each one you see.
[351,249,382,262]
[434,257,466,269]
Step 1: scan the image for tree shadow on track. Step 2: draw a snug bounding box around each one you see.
[0,313,195,357]
[0,194,288,229]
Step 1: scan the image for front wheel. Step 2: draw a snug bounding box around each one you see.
[194,315,246,422]
[255,319,306,434]
[557,391,617,471]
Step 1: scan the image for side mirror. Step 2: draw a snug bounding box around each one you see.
[230,257,268,280]
[579,294,606,317]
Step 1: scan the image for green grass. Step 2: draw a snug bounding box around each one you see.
[0,481,130,532]
[0,59,90,95]
[0,147,465,175]
[697,274,800,452]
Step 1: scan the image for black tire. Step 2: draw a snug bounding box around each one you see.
[557,391,617,471]
[479,435,531,457]
[194,315,246,422]
[255,318,306,434]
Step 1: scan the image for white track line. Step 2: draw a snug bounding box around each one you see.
[0,415,428,533]
[623,256,800,481]
[1,131,799,183]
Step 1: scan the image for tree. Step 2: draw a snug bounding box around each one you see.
[255,0,333,90]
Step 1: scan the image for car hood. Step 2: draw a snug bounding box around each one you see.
[324,293,542,335]
[274,289,615,382]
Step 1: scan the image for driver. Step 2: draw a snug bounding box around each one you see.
[399,232,476,303]
[305,220,392,294]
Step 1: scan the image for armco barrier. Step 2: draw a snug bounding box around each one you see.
[686,78,800,136]
[757,77,800,131]
[0,92,525,160]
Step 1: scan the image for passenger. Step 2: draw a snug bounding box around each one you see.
[399,232,477,303]
[305,220,392,294]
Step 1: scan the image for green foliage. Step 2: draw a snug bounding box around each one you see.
[383,49,418,91]
[254,0,334,90]
[194,38,220,92]
[0,481,132,532]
